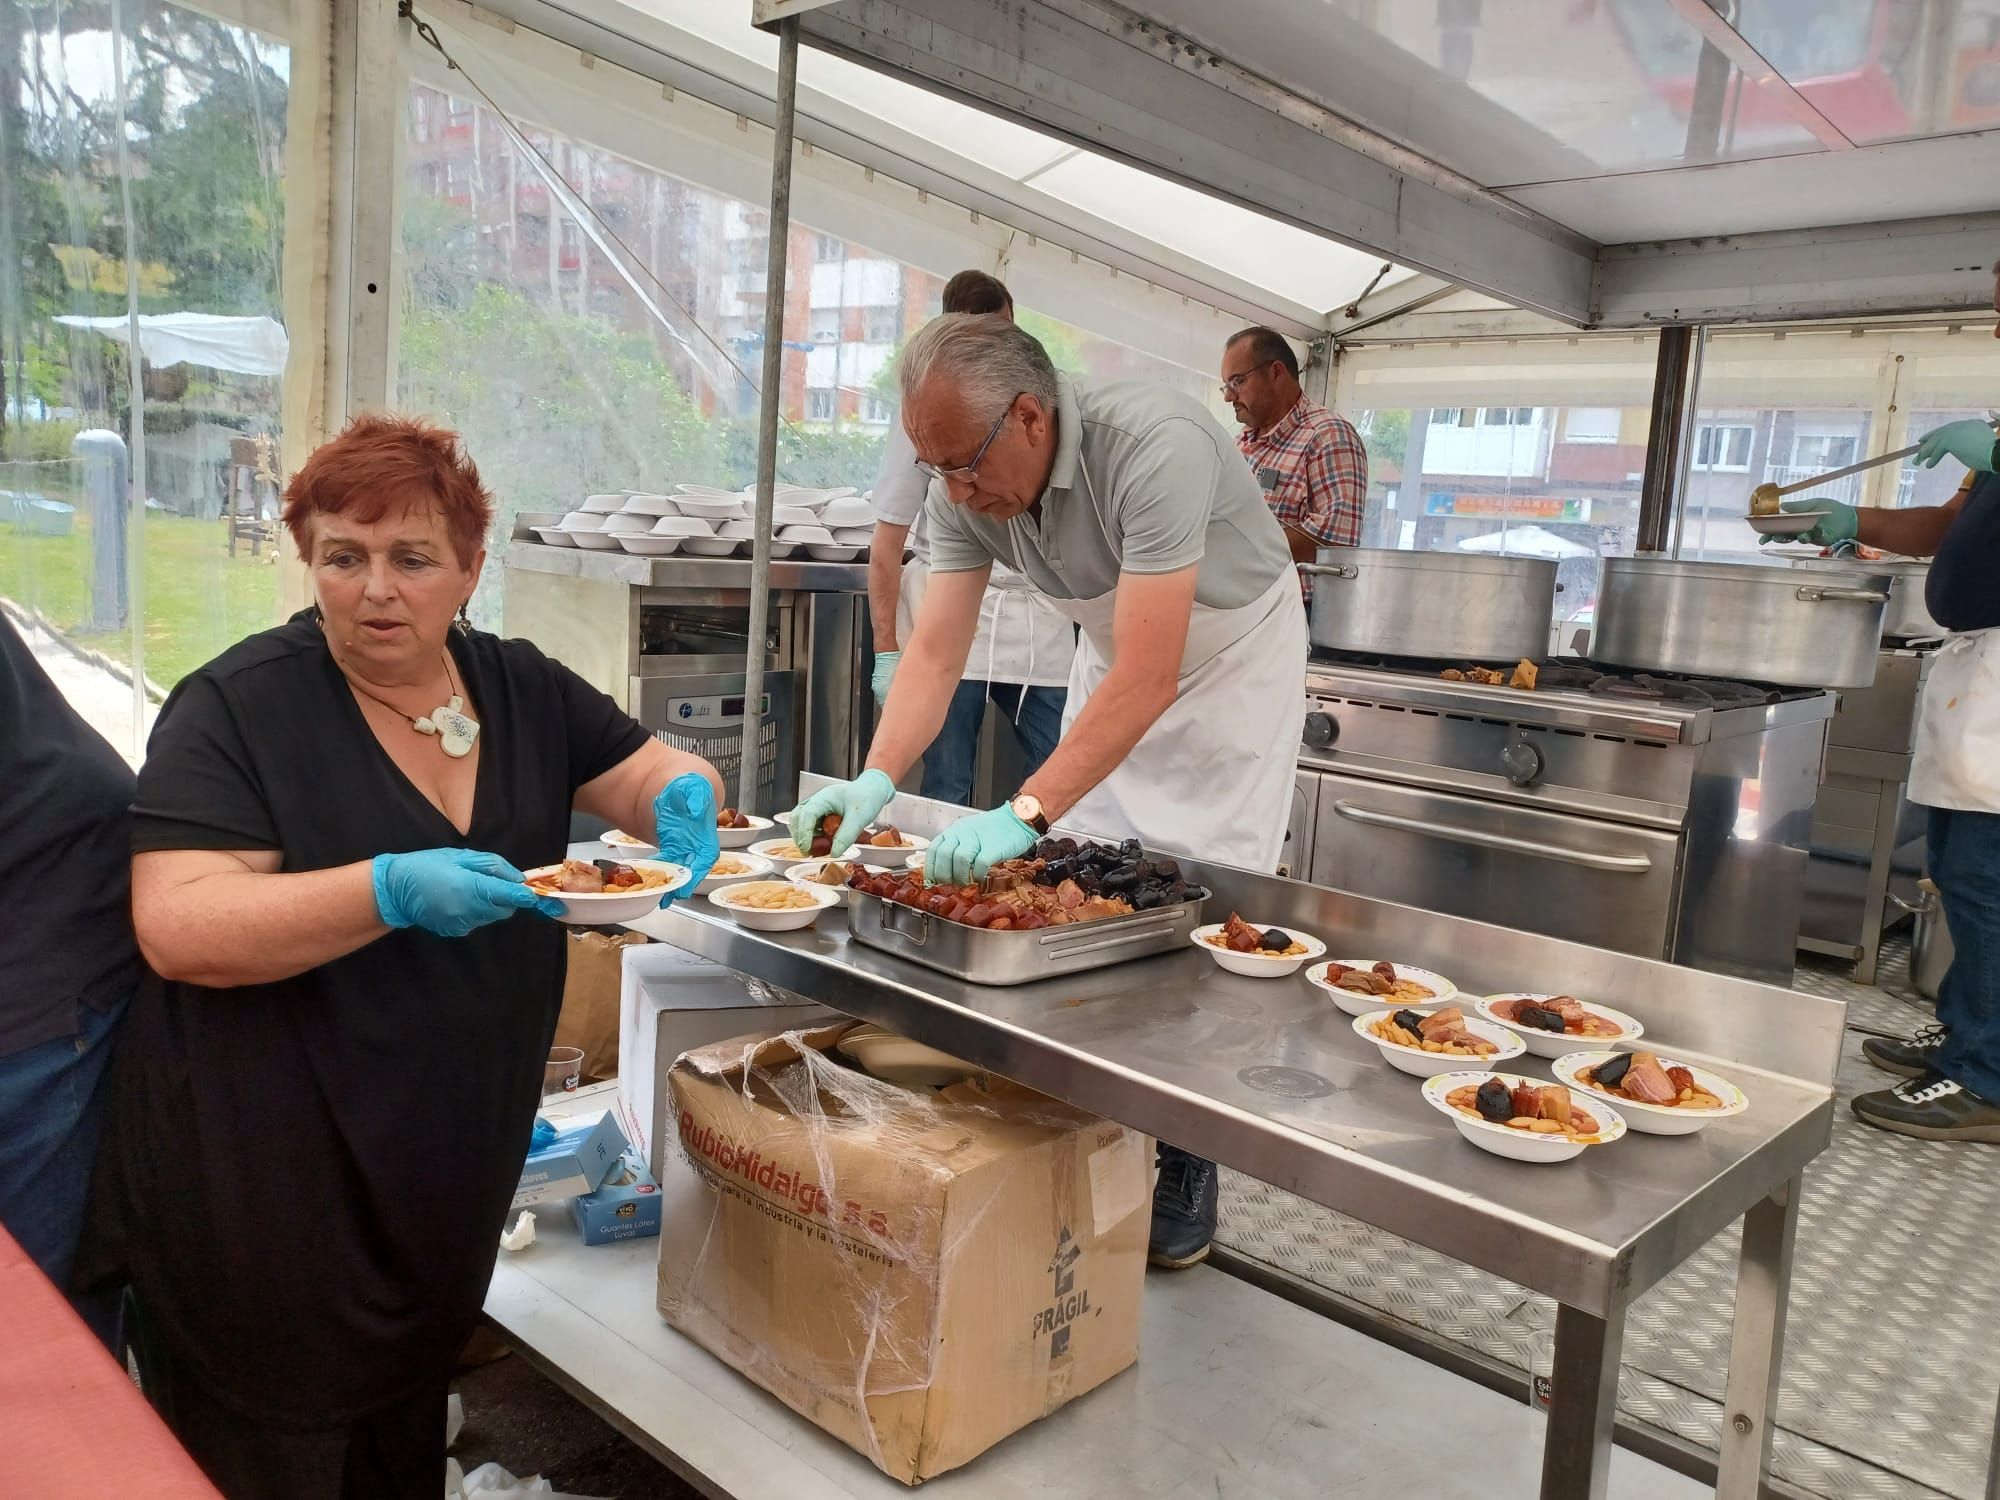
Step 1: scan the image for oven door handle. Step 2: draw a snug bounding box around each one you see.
[1330,800,1655,873]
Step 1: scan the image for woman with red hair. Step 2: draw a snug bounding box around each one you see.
[86,414,722,1498]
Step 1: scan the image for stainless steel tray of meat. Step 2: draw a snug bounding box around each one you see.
[845,888,1210,986]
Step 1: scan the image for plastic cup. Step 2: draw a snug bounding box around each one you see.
[543,1046,584,1101]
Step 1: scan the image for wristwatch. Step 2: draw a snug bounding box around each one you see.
[1009,792,1050,835]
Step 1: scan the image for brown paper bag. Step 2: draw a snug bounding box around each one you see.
[555,928,648,1083]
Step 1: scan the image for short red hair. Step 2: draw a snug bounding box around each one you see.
[282,413,493,567]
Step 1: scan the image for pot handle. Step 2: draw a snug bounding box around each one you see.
[1297,563,1359,579]
[879,899,931,946]
[1794,584,1891,605]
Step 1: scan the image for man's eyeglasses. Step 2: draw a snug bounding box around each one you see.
[1219,369,1263,399]
[913,394,1021,485]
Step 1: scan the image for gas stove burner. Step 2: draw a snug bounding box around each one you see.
[1307,649,1810,709]
[1585,673,1784,710]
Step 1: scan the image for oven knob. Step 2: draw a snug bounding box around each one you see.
[1303,711,1338,749]
[1499,739,1543,786]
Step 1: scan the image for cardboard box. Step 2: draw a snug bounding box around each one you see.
[514,1110,628,1210]
[571,1148,663,1245]
[657,1026,1148,1485]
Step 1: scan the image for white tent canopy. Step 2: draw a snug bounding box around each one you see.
[54,313,288,377]
[1457,525,1592,561]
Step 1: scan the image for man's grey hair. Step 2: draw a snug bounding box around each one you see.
[898,313,1058,422]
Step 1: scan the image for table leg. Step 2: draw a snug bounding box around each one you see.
[1717,1175,1802,1498]
[1539,1302,1625,1500]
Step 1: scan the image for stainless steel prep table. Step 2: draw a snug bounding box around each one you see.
[624,786,1844,1500]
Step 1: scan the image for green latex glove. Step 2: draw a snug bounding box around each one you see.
[871,650,902,706]
[786,768,895,858]
[925,804,1038,887]
[1914,419,1998,473]
[1758,497,1858,549]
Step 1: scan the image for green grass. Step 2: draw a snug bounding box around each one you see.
[0,495,285,689]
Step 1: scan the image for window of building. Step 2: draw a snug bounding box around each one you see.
[809,307,839,343]
[1791,432,1858,469]
[814,232,843,262]
[1693,424,1755,471]
[1563,407,1620,444]
[807,388,837,421]
[865,305,899,342]
[862,394,893,424]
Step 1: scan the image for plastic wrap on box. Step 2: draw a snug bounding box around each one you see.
[657,1025,1148,1485]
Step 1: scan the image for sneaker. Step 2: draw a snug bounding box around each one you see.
[1861,1023,1949,1079]
[1148,1147,1218,1269]
[1851,1072,2000,1143]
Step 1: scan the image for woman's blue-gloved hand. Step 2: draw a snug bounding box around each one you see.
[372,848,558,937]
[653,772,720,900]
[787,768,896,857]
[925,804,1038,886]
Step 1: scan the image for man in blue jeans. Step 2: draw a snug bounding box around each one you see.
[1766,330,2000,1138]
[869,269,1074,801]
[0,615,140,1286]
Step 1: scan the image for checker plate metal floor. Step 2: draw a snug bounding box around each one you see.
[1216,935,2000,1500]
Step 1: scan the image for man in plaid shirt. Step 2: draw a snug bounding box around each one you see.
[1222,326,1368,600]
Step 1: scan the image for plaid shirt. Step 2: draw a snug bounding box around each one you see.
[1238,396,1367,597]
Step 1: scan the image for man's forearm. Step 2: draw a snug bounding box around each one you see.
[1020,662,1176,820]
[867,524,910,650]
[1855,504,1959,558]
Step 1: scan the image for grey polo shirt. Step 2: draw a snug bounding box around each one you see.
[924,374,1293,611]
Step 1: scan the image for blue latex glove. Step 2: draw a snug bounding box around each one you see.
[925,804,1038,887]
[1758,497,1858,548]
[653,772,720,900]
[372,848,557,937]
[1914,419,1997,473]
[871,650,901,706]
[786,768,895,857]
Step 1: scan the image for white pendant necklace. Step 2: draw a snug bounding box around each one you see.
[345,644,481,758]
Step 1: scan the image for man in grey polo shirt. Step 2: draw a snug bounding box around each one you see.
[788,313,1310,1267]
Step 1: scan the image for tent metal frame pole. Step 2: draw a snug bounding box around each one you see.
[1637,325,1698,556]
[739,16,800,812]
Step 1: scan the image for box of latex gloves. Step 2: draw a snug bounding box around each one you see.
[514,1110,628,1210]
[571,1148,662,1244]
[656,1024,1149,1485]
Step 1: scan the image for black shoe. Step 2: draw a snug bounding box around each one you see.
[1861,1023,1948,1079]
[1148,1147,1218,1269]
[1851,1071,2000,1143]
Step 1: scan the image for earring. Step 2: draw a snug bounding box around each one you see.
[310,602,324,630]
[455,601,472,636]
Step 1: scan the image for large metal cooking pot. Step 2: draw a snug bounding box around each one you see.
[1593,557,1890,688]
[1786,556,1939,641]
[1300,548,1556,662]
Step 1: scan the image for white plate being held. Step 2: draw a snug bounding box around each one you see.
[715,812,774,849]
[1475,993,1644,1058]
[1551,1051,1749,1136]
[531,527,577,548]
[707,879,840,931]
[1352,1009,1524,1076]
[524,859,692,926]
[1191,922,1326,978]
[784,856,865,906]
[1306,959,1459,1018]
[848,831,928,868]
[1421,1071,1628,1163]
[694,851,775,896]
[1746,510,1830,539]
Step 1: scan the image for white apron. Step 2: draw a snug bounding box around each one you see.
[1908,627,2000,813]
[1031,460,1309,871]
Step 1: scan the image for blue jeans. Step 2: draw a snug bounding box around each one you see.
[919,681,1067,805]
[0,992,128,1288]
[1931,807,2000,1104]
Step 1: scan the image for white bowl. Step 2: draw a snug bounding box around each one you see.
[1306,959,1460,1018]
[531,526,577,548]
[707,879,840,931]
[598,511,656,534]
[774,488,833,510]
[621,493,681,516]
[617,535,682,555]
[1190,922,1326,978]
[806,544,862,562]
[778,524,834,545]
[1475,994,1645,1059]
[784,856,864,906]
[1746,510,1829,539]
[1352,1008,1525,1076]
[650,516,716,537]
[681,536,743,557]
[830,527,875,546]
[1421,1072,1627,1162]
[848,831,928,867]
[821,497,876,529]
[749,834,815,863]
[771,505,818,528]
[1550,1051,1749,1136]
[835,1025,977,1088]
[675,497,747,521]
[557,511,603,530]
[694,850,775,896]
[675,483,742,498]
[524,859,692,926]
[599,828,655,854]
[715,813,774,849]
[569,529,624,550]
[580,493,628,514]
